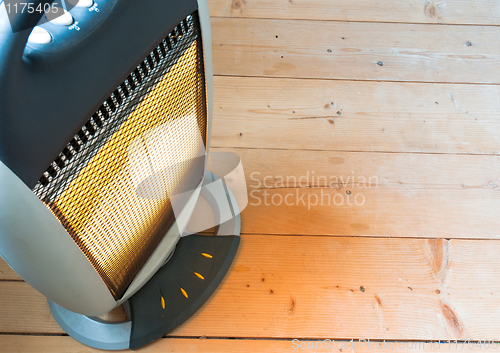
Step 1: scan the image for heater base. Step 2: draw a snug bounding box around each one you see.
[48,172,241,350]
[128,234,239,349]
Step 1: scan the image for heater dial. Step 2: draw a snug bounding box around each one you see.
[27,26,52,45]
[69,0,94,7]
[47,9,74,26]
[24,0,117,52]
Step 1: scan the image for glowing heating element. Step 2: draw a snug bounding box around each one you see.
[39,34,207,300]
[129,114,205,201]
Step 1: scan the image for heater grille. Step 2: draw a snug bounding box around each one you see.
[32,12,207,300]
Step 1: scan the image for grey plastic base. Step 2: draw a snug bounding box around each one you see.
[48,301,132,350]
[48,171,241,350]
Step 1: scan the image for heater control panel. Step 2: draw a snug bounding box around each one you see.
[25,0,117,52]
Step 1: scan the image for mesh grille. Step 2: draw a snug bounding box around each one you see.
[32,12,207,300]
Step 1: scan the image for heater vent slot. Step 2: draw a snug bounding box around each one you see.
[36,15,198,189]
[33,12,207,300]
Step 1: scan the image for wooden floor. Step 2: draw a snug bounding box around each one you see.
[2,0,500,351]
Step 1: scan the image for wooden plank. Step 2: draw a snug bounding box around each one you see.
[212,76,500,154]
[209,0,500,26]
[0,335,496,353]
[213,148,500,189]
[0,282,63,334]
[240,186,500,238]
[0,260,20,281]
[209,148,500,238]
[2,236,500,340]
[211,18,500,83]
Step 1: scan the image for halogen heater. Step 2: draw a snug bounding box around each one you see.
[0,0,241,349]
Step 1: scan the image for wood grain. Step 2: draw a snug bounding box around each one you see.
[208,148,500,238]
[213,148,500,189]
[212,18,500,83]
[0,261,21,281]
[209,0,500,26]
[2,236,500,340]
[0,335,495,353]
[0,281,62,334]
[212,76,500,154]
[240,186,500,238]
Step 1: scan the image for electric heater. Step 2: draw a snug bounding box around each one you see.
[0,0,241,349]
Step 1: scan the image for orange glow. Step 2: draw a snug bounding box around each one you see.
[194,272,204,280]
[45,41,206,299]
